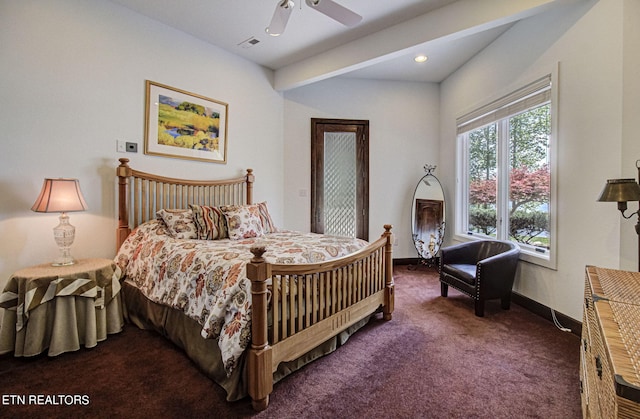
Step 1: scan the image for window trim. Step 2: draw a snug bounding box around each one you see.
[454,70,558,270]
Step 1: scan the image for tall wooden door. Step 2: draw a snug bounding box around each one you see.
[311,118,369,240]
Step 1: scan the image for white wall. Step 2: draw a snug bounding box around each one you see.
[440,0,636,320]
[0,0,284,308]
[621,0,640,269]
[2,0,637,328]
[283,78,440,258]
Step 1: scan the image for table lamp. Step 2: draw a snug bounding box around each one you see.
[31,178,88,266]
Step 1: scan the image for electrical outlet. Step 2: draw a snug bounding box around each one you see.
[126,142,138,153]
[116,140,126,153]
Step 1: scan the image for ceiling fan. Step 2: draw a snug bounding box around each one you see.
[266,0,362,36]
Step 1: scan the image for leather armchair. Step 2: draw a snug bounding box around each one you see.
[439,240,520,317]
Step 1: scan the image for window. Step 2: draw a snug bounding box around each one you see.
[456,75,556,268]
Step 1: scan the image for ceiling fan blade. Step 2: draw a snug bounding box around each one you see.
[305,0,362,27]
[266,0,295,36]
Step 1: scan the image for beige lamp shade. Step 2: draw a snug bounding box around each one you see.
[31,178,88,213]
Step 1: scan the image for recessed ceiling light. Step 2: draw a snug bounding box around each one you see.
[414,55,428,63]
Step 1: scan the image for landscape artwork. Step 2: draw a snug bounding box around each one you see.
[145,81,228,163]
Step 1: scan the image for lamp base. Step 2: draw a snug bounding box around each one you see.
[52,259,76,267]
[52,251,76,267]
[52,213,77,267]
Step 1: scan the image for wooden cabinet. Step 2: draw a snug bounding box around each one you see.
[581,266,640,418]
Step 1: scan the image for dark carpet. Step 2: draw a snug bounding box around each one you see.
[0,265,581,418]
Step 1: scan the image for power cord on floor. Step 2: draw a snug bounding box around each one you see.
[551,308,572,333]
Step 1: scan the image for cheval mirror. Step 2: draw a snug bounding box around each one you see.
[411,165,445,264]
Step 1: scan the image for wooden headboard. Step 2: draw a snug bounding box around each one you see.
[116,158,254,250]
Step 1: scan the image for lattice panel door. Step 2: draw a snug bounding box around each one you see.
[323,131,357,237]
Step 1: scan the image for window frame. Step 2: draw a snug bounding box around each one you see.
[454,73,558,270]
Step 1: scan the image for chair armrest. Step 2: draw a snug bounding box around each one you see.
[476,248,521,295]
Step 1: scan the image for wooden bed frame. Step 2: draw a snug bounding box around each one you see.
[116,158,394,411]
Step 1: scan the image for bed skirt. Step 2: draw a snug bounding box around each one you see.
[0,294,124,357]
[120,280,370,402]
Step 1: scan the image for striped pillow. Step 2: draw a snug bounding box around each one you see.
[189,204,228,240]
[256,201,277,234]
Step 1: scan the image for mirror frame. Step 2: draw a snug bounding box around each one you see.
[411,173,445,262]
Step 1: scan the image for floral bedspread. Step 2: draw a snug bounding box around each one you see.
[115,220,367,375]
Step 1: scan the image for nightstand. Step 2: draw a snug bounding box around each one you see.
[0,258,124,357]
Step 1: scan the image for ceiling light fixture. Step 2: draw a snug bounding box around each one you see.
[304,0,362,26]
[414,55,428,63]
[266,0,361,37]
[266,0,295,37]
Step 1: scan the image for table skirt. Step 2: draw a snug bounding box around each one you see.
[0,294,123,357]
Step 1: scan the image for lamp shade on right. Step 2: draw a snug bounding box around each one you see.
[597,179,640,203]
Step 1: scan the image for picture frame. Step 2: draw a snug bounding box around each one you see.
[144,80,228,163]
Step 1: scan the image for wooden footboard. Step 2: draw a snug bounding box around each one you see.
[246,225,394,411]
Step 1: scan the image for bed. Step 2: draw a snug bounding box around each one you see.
[114,158,394,411]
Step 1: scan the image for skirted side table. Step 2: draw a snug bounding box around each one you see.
[0,258,124,357]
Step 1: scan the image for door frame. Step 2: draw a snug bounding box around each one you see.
[310,118,369,240]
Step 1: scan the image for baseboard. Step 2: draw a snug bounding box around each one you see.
[394,257,582,338]
[394,257,439,267]
[394,257,421,265]
[511,292,581,337]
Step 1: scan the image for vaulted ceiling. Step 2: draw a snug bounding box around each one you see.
[108,0,579,90]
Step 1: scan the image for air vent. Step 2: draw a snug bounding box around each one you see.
[238,37,261,49]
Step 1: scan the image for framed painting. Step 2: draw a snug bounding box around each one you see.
[144,80,228,163]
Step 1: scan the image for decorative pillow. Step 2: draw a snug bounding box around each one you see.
[256,201,277,234]
[221,204,264,240]
[156,209,198,239]
[189,204,228,240]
